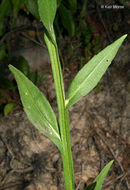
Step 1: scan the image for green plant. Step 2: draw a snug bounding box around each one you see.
[16,56,38,84]
[25,0,77,37]
[9,0,127,189]
[0,0,75,116]
[4,102,16,116]
[118,0,130,9]
[0,54,37,116]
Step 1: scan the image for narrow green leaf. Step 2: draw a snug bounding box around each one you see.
[38,0,56,33]
[93,160,114,190]
[66,34,127,109]
[59,4,75,37]
[9,65,62,151]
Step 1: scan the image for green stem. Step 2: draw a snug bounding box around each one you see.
[44,29,75,190]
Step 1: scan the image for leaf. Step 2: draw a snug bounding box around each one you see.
[17,56,30,76]
[0,44,6,60]
[119,0,130,9]
[25,0,39,19]
[67,0,77,10]
[57,0,62,7]
[54,14,63,37]
[4,102,15,116]
[59,4,75,37]
[38,0,56,40]
[0,22,3,36]
[29,71,38,84]
[0,0,11,22]
[85,182,96,190]
[9,65,62,151]
[12,0,26,17]
[66,34,127,109]
[93,160,114,190]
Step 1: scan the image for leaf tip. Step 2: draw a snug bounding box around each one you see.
[110,160,114,165]
[122,34,127,40]
[8,64,14,69]
[8,64,11,69]
[9,64,16,74]
[116,34,127,46]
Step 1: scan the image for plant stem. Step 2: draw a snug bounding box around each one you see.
[44,29,75,190]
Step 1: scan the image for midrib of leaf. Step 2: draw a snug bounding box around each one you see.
[40,0,53,32]
[45,0,52,31]
[17,74,61,141]
[67,43,118,105]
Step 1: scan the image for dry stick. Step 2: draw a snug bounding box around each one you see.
[76,160,87,190]
[1,159,33,186]
[95,130,130,189]
[0,26,38,45]
[0,25,46,48]
[21,32,46,49]
[1,138,33,186]
[76,181,83,190]
[0,181,23,190]
[34,22,45,47]
[103,170,130,188]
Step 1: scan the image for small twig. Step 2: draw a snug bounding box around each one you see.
[76,160,88,190]
[76,181,83,190]
[0,181,23,190]
[1,139,33,186]
[34,22,45,47]
[11,165,33,173]
[0,26,33,45]
[21,32,46,49]
[1,166,33,187]
[0,25,44,45]
[1,170,15,187]
[103,170,130,188]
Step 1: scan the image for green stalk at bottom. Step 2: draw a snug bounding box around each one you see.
[61,109,75,190]
[44,30,75,190]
